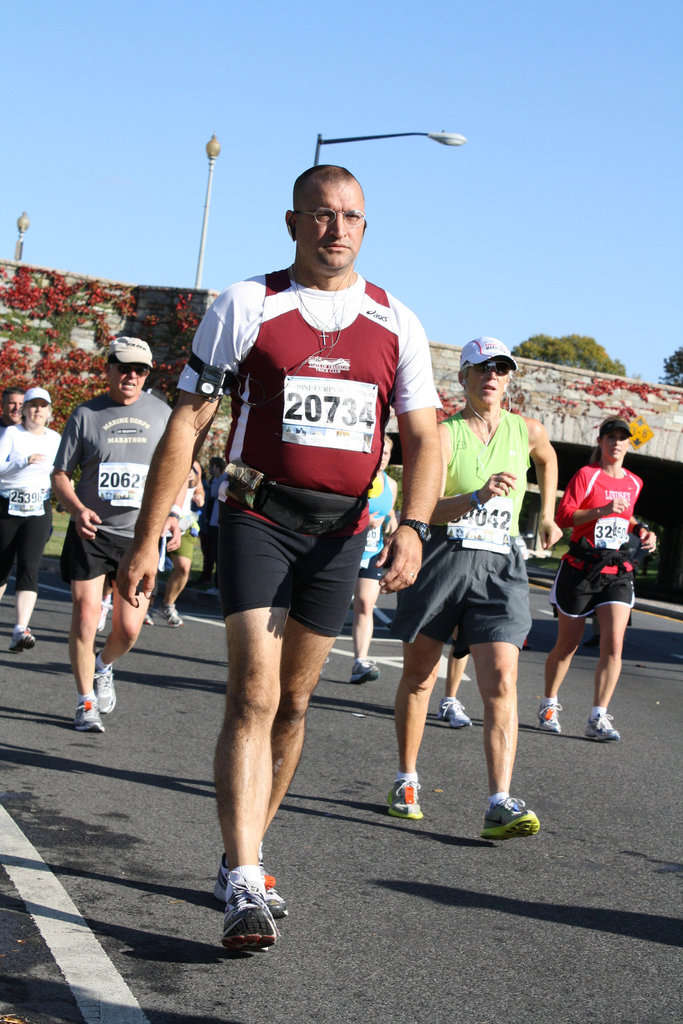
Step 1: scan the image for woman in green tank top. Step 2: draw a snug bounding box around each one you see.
[389,338,562,840]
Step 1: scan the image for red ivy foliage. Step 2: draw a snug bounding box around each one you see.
[0,339,107,431]
[0,265,133,430]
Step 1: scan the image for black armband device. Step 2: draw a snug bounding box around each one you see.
[188,353,238,398]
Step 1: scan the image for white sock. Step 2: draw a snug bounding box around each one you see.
[396,771,418,784]
[541,696,558,707]
[78,691,96,705]
[489,791,509,809]
[95,652,112,674]
[591,706,607,719]
[12,625,26,635]
[228,866,264,893]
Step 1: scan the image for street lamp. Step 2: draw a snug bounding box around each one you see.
[195,134,221,289]
[15,212,30,261]
[313,131,466,165]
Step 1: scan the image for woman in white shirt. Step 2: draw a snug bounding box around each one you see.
[0,387,62,651]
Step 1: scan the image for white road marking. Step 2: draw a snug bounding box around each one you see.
[334,634,398,644]
[329,647,472,682]
[0,803,150,1024]
[181,612,225,626]
[32,580,71,596]
[373,608,393,625]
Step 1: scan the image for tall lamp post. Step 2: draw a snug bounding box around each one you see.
[15,212,30,261]
[195,134,221,289]
[313,130,466,165]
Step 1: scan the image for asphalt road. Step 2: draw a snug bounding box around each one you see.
[0,574,681,1024]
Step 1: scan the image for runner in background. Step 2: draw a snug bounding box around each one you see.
[350,435,398,683]
[540,417,657,740]
[160,459,205,626]
[0,387,61,651]
[52,338,185,732]
[389,338,562,838]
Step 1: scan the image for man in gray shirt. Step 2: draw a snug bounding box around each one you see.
[52,337,184,732]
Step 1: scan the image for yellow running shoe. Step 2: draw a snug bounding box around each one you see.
[481,797,540,840]
[388,779,423,820]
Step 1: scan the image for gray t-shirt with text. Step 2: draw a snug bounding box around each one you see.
[53,391,171,538]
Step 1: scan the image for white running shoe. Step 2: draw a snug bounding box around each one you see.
[94,665,116,714]
[162,604,184,628]
[97,597,112,633]
[585,712,620,741]
[74,698,104,732]
[537,701,562,733]
[221,881,278,950]
[438,697,472,728]
[213,852,288,918]
[350,658,380,684]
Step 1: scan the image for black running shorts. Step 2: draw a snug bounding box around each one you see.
[60,520,131,583]
[217,505,367,636]
[358,551,383,582]
[549,559,635,617]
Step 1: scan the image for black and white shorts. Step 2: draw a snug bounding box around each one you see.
[390,527,531,654]
[217,505,367,637]
[549,559,635,618]
[358,551,383,582]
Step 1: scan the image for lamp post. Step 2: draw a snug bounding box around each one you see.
[195,134,221,289]
[15,212,30,261]
[313,131,466,165]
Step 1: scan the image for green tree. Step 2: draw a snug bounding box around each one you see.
[512,334,626,375]
[661,346,683,386]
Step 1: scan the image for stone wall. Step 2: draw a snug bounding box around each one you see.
[429,341,683,464]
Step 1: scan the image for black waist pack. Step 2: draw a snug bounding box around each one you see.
[253,481,366,536]
[569,537,631,581]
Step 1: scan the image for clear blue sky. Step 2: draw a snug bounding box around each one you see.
[3,0,681,382]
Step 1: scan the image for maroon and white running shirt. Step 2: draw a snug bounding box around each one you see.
[179,270,440,499]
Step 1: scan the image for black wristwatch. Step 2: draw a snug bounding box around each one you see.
[470,491,484,510]
[400,519,432,543]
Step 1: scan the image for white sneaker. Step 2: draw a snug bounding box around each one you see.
[585,712,620,741]
[74,698,104,733]
[537,701,562,733]
[221,881,278,950]
[350,658,380,684]
[94,665,116,714]
[162,604,184,628]
[97,598,112,633]
[438,697,472,728]
[213,852,288,918]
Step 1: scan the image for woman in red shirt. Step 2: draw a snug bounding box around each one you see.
[539,418,656,741]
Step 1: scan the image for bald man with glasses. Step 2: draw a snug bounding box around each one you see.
[117,164,442,950]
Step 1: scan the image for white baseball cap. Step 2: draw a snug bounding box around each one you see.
[460,337,518,371]
[108,337,154,368]
[23,387,52,404]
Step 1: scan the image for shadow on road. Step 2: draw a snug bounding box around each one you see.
[376,878,683,946]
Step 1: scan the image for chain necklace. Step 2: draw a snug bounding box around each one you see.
[288,266,355,348]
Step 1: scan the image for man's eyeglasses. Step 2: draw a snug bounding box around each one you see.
[292,208,365,227]
[471,360,511,376]
[110,361,150,377]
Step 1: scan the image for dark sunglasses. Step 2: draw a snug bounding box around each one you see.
[110,361,150,376]
[471,360,511,376]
